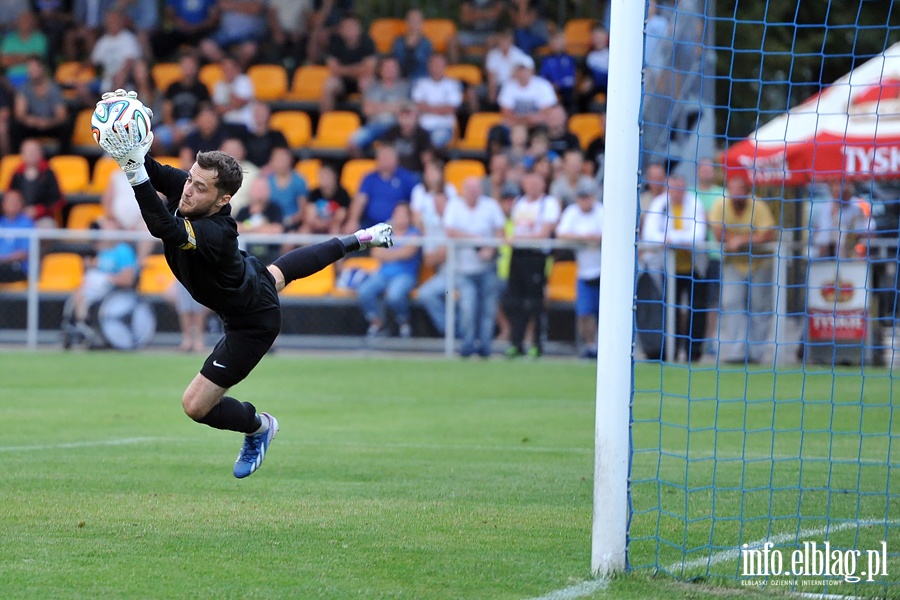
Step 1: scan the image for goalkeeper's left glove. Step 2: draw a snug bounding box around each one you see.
[99,119,154,185]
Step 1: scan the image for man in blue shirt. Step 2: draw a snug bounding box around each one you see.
[346,144,419,232]
[0,189,33,282]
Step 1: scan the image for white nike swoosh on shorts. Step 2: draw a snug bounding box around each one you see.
[213,360,226,368]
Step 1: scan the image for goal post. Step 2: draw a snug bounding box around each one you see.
[591,0,644,576]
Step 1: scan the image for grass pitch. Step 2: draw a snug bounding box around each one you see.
[0,351,893,599]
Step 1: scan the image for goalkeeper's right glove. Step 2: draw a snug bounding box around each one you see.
[99,119,154,185]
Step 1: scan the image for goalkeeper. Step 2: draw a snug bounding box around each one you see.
[96,90,394,479]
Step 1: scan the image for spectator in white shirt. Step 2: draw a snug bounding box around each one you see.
[410,159,458,230]
[556,179,603,358]
[497,53,558,129]
[642,173,708,362]
[484,27,531,105]
[90,11,142,92]
[442,176,507,357]
[411,53,463,149]
[503,170,561,358]
[212,54,256,132]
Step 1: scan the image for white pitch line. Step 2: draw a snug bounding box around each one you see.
[0,437,167,452]
[522,578,608,600]
[669,519,899,573]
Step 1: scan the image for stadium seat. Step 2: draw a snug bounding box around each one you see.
[340,159,376,196]
[370,18,406,54]
[308,111,360,153]
[88,156,119,194]
[295,158,321,189]
[282,263,335,296]
[199,63,224,93]
[547,261,577,303]
[66,203,104,230]
[137,254,175,295]
[151,62,181,91]
[0,154,22,188]
[288,65,329,103]
[54,61,96,97]
[247,64,289,102]
[455,112,502,154]
[564,19,595,56]
[72,109,101,154]
[38,252,84,292]
[0,280,27,292]
[153,156,182,169]
[270,110,312,149]
[422,19,456,53]
[445,63,483,86]
[48,155,91,195]
[568,113,605,150]
[444,159,486,193]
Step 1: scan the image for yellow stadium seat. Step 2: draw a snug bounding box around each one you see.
[72,109,98,151]
[564,19,595,56]
[295,159,321,189]
[422,19,456,53]
[38,253,84,293]
[547,261,577,303]
[445,63,483,86]
[88,156,119,194]
[288,65,329,102]
[247,64,289,102]
[456,112,502,153]
[269,110,312,149]
[340,159,375,196]
[49,155,91,195]
[0,280,27,292]
[568,113,605,150]
[66,203,104,230]
[308,111,360,152]
[0,154,22,188]
[54,61,96,97]
[199,63,224,93]
[369,18,406,54]
[151,62,182,91]
[138,254,175,295]
[444,159,486,193]
[282,263,335,296]
[153,155,182,169]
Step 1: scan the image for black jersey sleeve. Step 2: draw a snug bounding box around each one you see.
[145,155,188,205]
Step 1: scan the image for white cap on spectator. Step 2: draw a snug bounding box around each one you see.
[512,54,535,71]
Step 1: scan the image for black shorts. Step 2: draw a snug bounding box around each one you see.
[200,272,282,389]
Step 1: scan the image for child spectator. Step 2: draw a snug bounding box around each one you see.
[266,146,308,232]
[0,189,33,283]
[235,177,285,265]
[10,138,64,228]
[580,25,609,110]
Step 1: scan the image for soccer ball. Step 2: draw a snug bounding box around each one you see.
[91,97,152,146]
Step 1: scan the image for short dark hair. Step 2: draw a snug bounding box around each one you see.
[196,150,244,197]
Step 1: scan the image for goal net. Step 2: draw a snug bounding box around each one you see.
[613,1,900,596]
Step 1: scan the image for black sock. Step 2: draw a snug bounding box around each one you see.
[271,237,349,285]
[197,397,260,434]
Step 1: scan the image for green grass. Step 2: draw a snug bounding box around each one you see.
[0,352,895,599]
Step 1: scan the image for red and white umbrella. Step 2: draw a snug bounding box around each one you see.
[723,41,900,186]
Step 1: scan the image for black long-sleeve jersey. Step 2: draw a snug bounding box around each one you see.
[132,156,277,316]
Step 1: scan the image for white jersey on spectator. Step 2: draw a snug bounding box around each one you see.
[91,29,142,91]
[557,202,604,280]
[510,194,561,237]
[411,76,463,133]
[443,195,506,274]
[213,74,256,130]
[497,75,558,114]
[485,45,531,88]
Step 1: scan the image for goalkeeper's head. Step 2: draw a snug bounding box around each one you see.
[178,150,244,218]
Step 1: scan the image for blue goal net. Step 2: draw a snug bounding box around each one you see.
[624,1,900,596]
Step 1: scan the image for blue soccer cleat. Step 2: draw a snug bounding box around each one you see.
[233,412,278,479]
